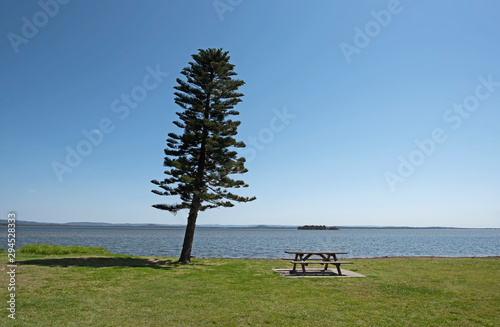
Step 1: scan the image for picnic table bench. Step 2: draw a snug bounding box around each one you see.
[284,251,353,275]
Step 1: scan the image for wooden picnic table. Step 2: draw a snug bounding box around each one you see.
[284,251,352,275]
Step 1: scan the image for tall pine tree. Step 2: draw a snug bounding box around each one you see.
[151,48,255,264]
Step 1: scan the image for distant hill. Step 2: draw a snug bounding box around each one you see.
[0,219,471,229]
[0,220,296,229]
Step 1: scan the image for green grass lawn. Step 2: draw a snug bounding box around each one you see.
[1,245,499,326]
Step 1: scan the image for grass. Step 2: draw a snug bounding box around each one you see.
[17,244,111,255]
[1,245,499,326]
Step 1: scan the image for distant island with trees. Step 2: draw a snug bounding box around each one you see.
[298,225,339,230]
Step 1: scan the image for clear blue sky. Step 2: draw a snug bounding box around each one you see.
[1,0,499,227]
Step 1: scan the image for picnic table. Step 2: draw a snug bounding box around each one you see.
[284,251,353,275]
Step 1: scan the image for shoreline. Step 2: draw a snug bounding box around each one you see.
[193,255,500,260]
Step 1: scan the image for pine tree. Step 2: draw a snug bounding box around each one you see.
[151,48,255,264]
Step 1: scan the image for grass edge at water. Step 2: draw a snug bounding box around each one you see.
[17,244,111,255]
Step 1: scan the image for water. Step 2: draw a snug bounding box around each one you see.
[8,225,500,259]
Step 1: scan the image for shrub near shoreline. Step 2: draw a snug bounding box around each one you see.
[17,244,111,255]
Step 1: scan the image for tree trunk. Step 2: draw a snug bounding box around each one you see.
[178,91,210,264]
[178,201,199,264]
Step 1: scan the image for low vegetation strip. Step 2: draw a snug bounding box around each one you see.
[17,244,111,255]
[1,245,498,326]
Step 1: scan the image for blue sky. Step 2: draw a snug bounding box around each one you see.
[1,0,499,228]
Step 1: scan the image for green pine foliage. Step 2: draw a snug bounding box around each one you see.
[151,48,255,214]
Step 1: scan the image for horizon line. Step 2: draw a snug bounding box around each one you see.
[2,219,497,229]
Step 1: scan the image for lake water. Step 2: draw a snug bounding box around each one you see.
[9,226,500,259]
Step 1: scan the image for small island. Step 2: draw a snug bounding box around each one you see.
[298,225,339,230]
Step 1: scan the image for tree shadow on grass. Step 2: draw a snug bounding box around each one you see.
[18,257,185,270]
